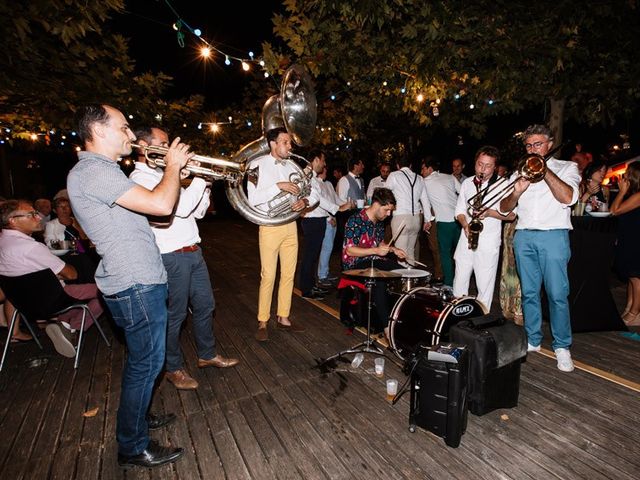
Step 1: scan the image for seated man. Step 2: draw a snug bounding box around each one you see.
[0,199,104,358]
[341,188,406,334]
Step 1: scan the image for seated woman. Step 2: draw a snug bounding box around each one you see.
[45,197,97,283]
[44,197,88,249]
[579,161,610,212]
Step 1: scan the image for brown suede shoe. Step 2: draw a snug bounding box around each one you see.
[165,370,198,390]
[255,322,269,342]
[197,355,239,369]
[276,318,306,332]
[277,322,307,333]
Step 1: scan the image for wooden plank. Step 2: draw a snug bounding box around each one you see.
[184,411,225,480]
[206,402,252,480]
[236,397,303,480]
[253,391,330,480]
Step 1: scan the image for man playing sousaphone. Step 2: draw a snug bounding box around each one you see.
[341,188,407,336]
[247,127,312,341]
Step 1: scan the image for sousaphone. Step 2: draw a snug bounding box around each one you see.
[225,64,318,225]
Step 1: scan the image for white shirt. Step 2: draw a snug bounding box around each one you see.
[424,171,460,222]
[130,163,210,253]
[366,176,387,202]
[304,172,341,218]
[247,154,319,214]
[385,167,431,216]
[509,158,580,230]
[456,176,505,245]
[336,172,364,202]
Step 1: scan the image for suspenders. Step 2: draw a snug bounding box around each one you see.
[400,169,419,215]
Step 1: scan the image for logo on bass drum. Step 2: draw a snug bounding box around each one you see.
[452,304,474,316]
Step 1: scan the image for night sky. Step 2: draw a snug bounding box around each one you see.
[113,0,284,108]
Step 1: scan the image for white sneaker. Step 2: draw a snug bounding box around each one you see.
[527,343,541,352]
[45,323,76,358]
[555,348,574,372]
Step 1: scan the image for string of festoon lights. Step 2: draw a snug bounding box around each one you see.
[163,0,266,75]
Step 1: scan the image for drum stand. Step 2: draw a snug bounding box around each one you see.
[319,277,385,366]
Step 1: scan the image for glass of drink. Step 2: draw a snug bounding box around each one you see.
[386,379,398,402]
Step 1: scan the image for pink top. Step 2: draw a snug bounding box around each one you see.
[0,229,65,277]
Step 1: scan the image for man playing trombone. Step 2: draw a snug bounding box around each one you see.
[453,146,514,311]
[499,125,580,372]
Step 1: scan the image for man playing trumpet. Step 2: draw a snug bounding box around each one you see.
[453,146,514,311]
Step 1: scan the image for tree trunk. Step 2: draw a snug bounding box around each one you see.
[548,97,565,147]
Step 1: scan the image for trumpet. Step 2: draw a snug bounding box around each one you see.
[131,143,245,184]
[466,142,566,220]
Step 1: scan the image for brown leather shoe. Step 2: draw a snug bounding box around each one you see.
[255,323,269,342]
[197,355,239,369]
[165,370,198,390]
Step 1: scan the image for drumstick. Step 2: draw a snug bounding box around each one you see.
[406,258,429,268]
[388,224,406,248]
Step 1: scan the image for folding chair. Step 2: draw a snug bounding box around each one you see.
[0,269,110,371]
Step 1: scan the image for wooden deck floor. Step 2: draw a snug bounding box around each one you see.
[1,215,639,479]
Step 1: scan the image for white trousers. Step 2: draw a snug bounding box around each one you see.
[452,234,500,311]
[391,214,422,262]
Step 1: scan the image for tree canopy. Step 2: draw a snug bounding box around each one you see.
[0,0,209,147]
[264,0,640,141]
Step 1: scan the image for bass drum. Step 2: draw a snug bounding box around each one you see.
[388,286,487,361]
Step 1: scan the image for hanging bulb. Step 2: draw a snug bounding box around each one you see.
[194,28,202,37]
[225,56,231,66]
[241,61,250,71]
[432,106,440,117]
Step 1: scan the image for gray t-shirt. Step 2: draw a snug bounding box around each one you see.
[67,151,166,295]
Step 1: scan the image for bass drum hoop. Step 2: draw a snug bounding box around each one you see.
[389,287,487,361]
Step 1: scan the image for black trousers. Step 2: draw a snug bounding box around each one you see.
[299,217,327,295]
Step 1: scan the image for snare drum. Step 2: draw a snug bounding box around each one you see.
[388,286,486,361]
[388,268,432,295]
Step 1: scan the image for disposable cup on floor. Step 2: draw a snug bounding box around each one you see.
[386,379,398,402]
[374,357,385,377]
[351,353,364,368]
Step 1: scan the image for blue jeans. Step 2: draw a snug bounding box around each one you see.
[513,229,572,350]
[162,249,216,372]
[318,219,336,280]
[103,283,168,456]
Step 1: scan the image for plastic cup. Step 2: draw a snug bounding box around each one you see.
[356,199,365,209]
[351,353,364,368]
[374,357,385,377]
[386,379,398,402]
[574,202,586,216]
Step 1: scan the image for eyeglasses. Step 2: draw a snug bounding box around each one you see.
[524,141,548,149]
[10,211,41,219]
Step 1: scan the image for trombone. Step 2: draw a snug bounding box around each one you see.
[466,143,565,219]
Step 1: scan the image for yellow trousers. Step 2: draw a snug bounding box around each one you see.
[257,222,298,322]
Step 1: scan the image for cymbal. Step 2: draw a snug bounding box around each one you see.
[342,267,401,279]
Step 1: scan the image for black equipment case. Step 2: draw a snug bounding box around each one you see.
[408,345,469,448]
[449,314,527,416]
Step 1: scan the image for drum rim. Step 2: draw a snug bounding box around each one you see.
[388,289,486,361]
